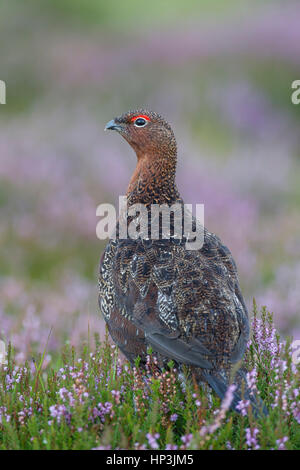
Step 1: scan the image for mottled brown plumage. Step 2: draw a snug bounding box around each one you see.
[99,109,266,415]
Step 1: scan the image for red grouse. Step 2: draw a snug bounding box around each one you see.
[99,109,266,415]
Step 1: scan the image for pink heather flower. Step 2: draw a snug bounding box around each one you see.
[97,402,113,422]
[291,389,300,423]
[226,441,234,450]
[49,404,71,425]
[200,384,237,437]
[252,318,283,365]
[18,408,33,425]
[134,442,147,450]
[111,390,121,404]
[58,387,68,400]
[245,428,260,450]
[0,407,11,424]
[236,399,250,416]
[272,374,290,412]
[246,368,257,396]
[222,384,237,411]
[192,393,201,407]
[180,433,193,448]
[5,374,13,390]
[58,387,75,407]
[276,437,288,450]
[146,433,160,449]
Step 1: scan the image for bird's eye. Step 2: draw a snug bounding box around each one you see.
[134,117,147,127]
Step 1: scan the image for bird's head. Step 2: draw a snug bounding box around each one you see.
[104,109,177,160]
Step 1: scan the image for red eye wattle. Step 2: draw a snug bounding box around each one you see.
[130,115,150,122]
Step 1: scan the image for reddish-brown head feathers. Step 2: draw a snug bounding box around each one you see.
[107,109,176,158]
[105,109,179,205]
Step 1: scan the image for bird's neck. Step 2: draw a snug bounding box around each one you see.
[126,152,180,207]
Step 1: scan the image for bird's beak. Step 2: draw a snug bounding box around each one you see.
[104,119,123,132]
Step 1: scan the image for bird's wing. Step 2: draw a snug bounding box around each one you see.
[144,331,214,369]
[100,233,248,369]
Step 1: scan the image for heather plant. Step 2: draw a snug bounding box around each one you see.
[0,0,300,451]
[0,306,299,450]
[1,1,300,345]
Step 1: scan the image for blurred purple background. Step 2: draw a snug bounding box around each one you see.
[0,0,299,361]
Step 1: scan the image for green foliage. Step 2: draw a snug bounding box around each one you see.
[0,308,299,450]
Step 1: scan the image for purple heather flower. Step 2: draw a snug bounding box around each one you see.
[200,384,237,437]
[58,387,68,400]
[181,434,193,447]
[146,433,160,450]
[0,407,11,424]
[49,404,71,425]
[236,400,250,416]
[291,389,300,424]
[246,368,257,396]
[134,442,147,450]
[111,390,121,404]
[226,441,234,450]
[245,428,260,450]
[96,402,113,423]
[276,437,288,450]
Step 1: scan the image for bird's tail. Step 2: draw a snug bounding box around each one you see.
[202,368,268,417]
